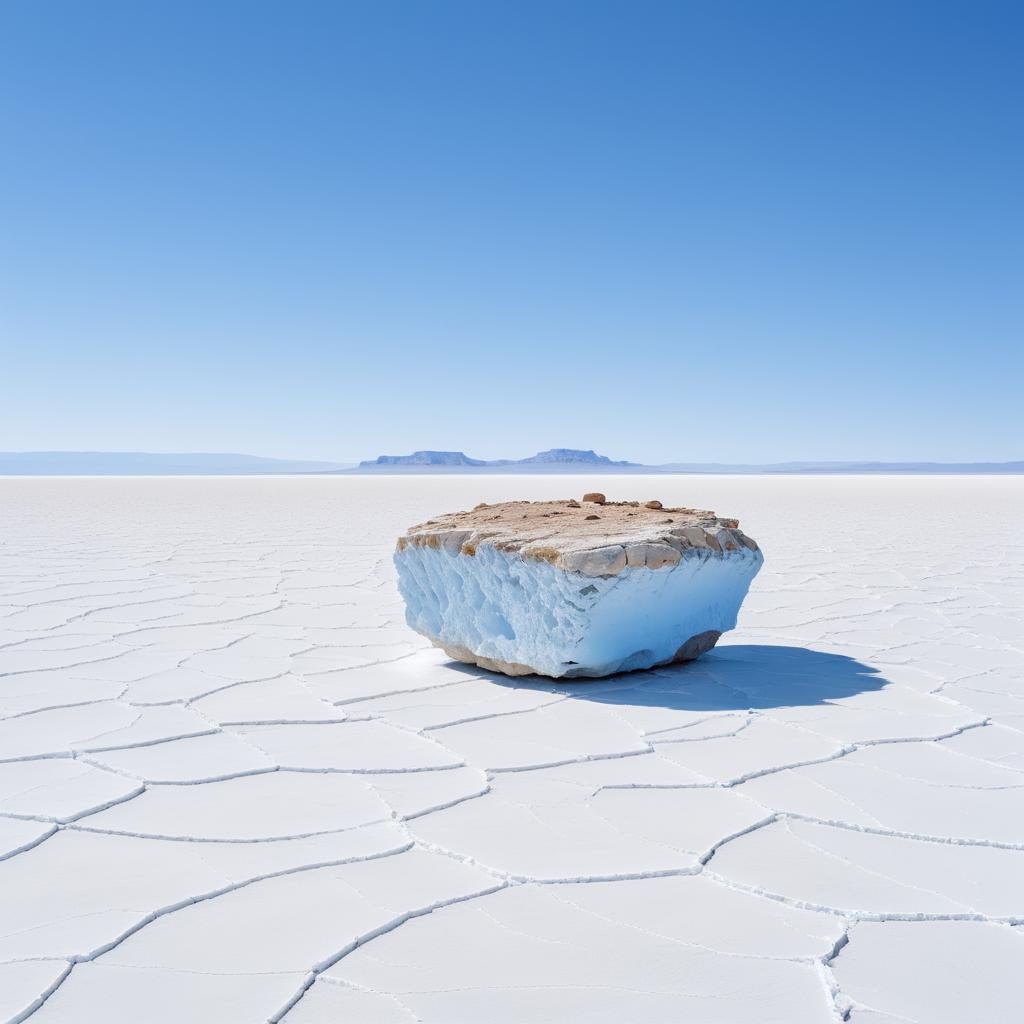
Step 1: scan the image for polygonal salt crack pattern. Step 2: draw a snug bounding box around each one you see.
[0,475,1022,1024]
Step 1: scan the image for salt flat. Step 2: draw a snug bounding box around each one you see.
[1,474,1022,1023]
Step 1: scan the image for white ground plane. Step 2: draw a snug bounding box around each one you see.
[0,474,1021,1023]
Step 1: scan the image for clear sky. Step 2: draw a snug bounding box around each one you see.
[2,1,1021,464]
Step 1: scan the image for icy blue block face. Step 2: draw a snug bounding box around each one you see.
[395,543,763,678]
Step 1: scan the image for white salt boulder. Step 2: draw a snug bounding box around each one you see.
[394,496,763,678]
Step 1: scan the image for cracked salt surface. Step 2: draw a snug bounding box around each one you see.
[0,475,1022,1023]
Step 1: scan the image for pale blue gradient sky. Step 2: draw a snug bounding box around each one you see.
[2,1,1021,463]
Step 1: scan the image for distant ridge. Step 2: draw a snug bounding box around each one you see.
[1,451,1021,476]
[347,450,1024,474]
[517,449,634,466]
[0,452,355,475]
[655,460,1024,475]
[353,448,639,473]
[359,451,487,468]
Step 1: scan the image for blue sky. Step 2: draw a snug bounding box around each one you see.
[2,1,1021,463]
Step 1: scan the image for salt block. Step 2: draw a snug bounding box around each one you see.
[394,497,763,678]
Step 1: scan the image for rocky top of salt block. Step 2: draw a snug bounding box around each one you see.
[396,496,760,577]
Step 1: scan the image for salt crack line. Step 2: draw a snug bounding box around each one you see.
[639,711,755,739]
[817,926,853,1022]
[488,747,652,775]
[270,883,509,1023]
[272,762,467,777]
[697,814,780,867]
[15,842,418,1022]
[75,755,280,788]
[543,885,841,967]
[329,678,480,707]
[699,867,1024,925]
[647,716,757,744]
[0,729,224,766]
[419,697,569,733]
[216,718,349,727]
[8,961,75,1024]
[405,811,783,887]
[0,696,131,724]
[397,779,493,823]
[0,784,145,825]
[594,717,993,794]
[0,824,58,863]
[783,811,1024,852]
[65,816,398,844]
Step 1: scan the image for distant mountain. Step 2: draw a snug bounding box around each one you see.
[347,450,1024,474]
[0,452,355,475]
[350,448,641,473]
[359,451,487,468]
[516,449,635,466]
[3,451,1021,476]
[349,451,1024,474]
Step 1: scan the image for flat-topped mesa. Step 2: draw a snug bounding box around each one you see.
[394,497,763,679]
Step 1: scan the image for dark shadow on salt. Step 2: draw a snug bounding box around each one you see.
[448,644,888,712]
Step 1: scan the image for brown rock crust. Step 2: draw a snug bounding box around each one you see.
[397,497,760,578]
